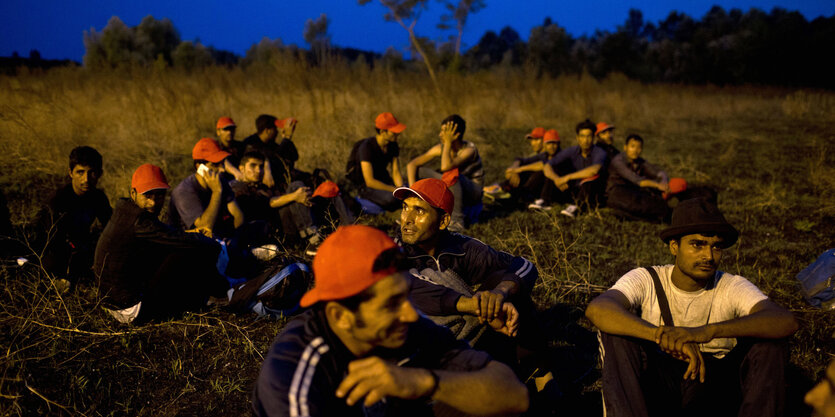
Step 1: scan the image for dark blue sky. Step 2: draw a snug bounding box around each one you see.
[2,0,832,61]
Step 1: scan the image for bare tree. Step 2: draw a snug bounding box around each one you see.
[303,13,331,64]
[438,0,485,58]
[358,0,441,94]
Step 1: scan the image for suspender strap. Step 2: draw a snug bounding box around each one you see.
[645,267,675,327]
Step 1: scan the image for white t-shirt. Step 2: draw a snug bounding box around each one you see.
[611,265,768,358]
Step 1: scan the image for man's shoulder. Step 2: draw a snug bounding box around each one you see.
[172,175,198,194]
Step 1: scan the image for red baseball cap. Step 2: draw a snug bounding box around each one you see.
[300,225,399,307]
[393,178,454,214]
[375,112,406,133]
[192,138,231,163]
[596,122,614,135]
[526,127,545,139]
[668,177,687,194]
[131,164,169,194]
[543,129,560,143]
[275,117,297,128]
[312,180,340,199]
[216,117,236,129]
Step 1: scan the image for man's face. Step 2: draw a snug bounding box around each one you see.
[379,130,399,146]
[577,128,594,152]
[528,137,543,153]
[670,234,724,282]
[544,142,559,157]
[241,158,264,183]
[400,197,443,245]
[69,164,100,196]
[132,189,166,217]
[349,273,418,350]
[216,126,236,147]
[806,361,835,417]
[262,126,278,143]
[624,138,643,160]
[598,129,613,145]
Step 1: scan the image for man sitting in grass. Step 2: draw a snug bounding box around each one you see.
[94,164,229,324]
[606,134,672,223]
[586,198,798,417]
[252,225,528,417]
[540,119,608,216]
[241,114,296,189]
[595,122,619,160]
[405,114,484,231]
[345,112,406,211]
[169,138,245,239]
[36,146,112,292]
[215,116,245,180]
[499,128,562,208]
[230,151,322,248]
[392,178,557,400]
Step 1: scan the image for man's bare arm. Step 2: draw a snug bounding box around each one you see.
[407,146,439,185]
[360,161,396,192]
[433,360,529,415]
[585,289,659,342]
[656,299,799,352]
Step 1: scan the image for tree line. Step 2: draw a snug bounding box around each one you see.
[78,6,834,89]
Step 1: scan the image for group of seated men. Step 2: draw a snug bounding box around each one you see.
[500,120,681,221]
[6,111,823,416]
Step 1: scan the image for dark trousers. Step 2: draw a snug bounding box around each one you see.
[540,177,605,210]
[599,332,787,417]
[134,251,229,324]
[507,171,547,203]
[607,184,670,223]
[359,187,401,211]
[278,181,317,241]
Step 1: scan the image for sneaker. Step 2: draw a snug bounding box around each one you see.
[560,204,579,218]
[251,244,279,261]
[527,199,552,211]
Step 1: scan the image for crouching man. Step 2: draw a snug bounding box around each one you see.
[585,198,798,417]
[252,225,528,416]
[94,164,229,324]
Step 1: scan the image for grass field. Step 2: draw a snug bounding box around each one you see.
[1,62,834,416]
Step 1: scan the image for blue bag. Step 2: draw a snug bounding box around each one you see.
[796,248,835,308]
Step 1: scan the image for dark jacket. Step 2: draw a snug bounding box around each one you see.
[252,309,491,417]
[399,231,538,301]
[94,198,220,309]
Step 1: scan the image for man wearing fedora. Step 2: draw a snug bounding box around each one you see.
[252,225,528,416]
[586,198,798,417]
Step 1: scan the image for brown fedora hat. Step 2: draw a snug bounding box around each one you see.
[659,198,739,248]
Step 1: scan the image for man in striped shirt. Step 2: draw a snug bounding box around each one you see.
[252,225,528,416]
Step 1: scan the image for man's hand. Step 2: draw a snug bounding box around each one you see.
[486,302,519,337]
[666,343,706,382]
[439,121,460,145]
[281,119,297,140]
[473,289,508,323]
[204,170,223,194]
[291,187,311,206]
[552,175,569,191]
[655,325,714,353]
[185,226,213,238]
[336,357,435,407]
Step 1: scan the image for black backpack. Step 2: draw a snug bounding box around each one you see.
[227,257,313,318]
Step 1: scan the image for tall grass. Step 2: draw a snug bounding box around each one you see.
[1,61,834,415]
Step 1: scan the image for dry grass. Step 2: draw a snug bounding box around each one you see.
[1,62,834,415]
